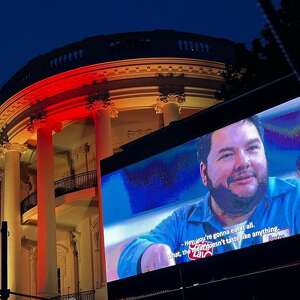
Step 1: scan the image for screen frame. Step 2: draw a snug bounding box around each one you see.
[103,73,300,297]
[101,73,300,176]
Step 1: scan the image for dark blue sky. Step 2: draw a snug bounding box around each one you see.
[0,1,265,87]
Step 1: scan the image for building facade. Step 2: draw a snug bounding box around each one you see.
[0,30,235,299]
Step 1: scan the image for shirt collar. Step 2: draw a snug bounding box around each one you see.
[265,177,296,199]
[188,193,214,223]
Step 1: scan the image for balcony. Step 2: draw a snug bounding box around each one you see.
[21,170,98,225]
[51,290,95,300]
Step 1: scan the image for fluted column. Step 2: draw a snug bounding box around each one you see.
[2,143,26,298]
[155,93,185,126]
[87,97,116,290]
[35,124,58,298]
[92,107,114,287]
[93,108,114,160]
[161,102,180,126]
[0,169,4,222]
[29,247,37,296]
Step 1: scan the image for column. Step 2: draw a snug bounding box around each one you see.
[77,218,94,291]
[29,247,37,296]
[70,231,80,295]
[93,108,113,160]
[155,93,184,126]
[92,107,113,288]
[161,102,180,126]
[0,169,4,222]
[2,143,26,298]
[36,125,58,298]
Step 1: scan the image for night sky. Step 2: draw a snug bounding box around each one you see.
[0,0,266,87]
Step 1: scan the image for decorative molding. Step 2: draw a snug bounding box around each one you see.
[21,236,37,250]
[86,81,119,118]
[0,124,9,144]
[87,90,110,106]
[1,142,27,153]
[28,110,62,133]
[127,128,153,140]
[154,73,186,113]
[154,93,185,114]
[87,88,119,118]
[107,103,119,118]
[88,100,119,119]
[159,93,186,104]
[87,81,110,110]
[0,58,224,142]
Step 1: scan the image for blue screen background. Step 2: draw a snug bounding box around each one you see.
[102,99,300,226]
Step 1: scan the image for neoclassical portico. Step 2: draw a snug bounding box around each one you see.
[35,121,60,298]
[155,93,186,126]
[0,90,197,297]
[1,143,26,298]
[0,30,233,299]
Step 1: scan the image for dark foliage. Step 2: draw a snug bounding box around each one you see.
[217,0,300,101]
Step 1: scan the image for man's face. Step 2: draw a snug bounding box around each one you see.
[200,120,268,213]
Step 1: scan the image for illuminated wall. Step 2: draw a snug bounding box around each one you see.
[0,30,235,299]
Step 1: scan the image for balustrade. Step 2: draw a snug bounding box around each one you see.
[21,170,97,215]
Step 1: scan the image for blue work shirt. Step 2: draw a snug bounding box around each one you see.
[118,177,300,279]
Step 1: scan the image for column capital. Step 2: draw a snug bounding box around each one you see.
[0,124,9,144]
[154,93,185,114]
[28,112,62,133]
[1,142,27,154]
[88,99,119,119]
[71,230,80,243]
[22,236,37,251]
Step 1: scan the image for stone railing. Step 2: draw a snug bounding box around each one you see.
[21,170,97,215]
[0,30,236,100]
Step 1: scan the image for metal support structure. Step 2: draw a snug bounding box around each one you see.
[1,221,9,300]
[257,0,300,82]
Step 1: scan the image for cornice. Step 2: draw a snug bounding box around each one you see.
[0,57,224,143]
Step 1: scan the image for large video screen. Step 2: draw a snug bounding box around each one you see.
[102,96,300,282]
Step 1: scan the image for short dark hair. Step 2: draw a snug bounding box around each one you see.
[197,115,264,164]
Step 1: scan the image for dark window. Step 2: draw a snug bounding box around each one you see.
[57,268,61,294]
[183,40,189,50]
[205,44,210,53]
[189,41,194,51]
[178,40,183,50]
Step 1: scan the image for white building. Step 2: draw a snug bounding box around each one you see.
[0,30,235,299]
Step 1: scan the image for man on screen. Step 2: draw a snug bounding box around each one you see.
[118,116,300,278]
[296,156,300,177]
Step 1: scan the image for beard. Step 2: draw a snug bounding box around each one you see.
[207,174,268,217]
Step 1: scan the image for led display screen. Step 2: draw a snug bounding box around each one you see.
[102,96,300,282]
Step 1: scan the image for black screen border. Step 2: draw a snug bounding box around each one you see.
[101,73,300,176]
[105,74,300,299]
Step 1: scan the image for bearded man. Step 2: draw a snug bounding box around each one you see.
[118,116,300,278]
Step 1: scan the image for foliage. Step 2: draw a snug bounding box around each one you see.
[217,0,300,100]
